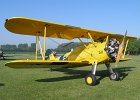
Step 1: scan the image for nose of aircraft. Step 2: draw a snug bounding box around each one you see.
[105,38,120,61]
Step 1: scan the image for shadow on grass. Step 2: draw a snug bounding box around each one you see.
[96,67,131,83]
[36,68,87,82]
[0,83,5,87]
[35,67,135,85]
[36,75,84,82]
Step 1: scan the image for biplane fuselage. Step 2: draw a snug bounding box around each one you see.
[68,42,109,64]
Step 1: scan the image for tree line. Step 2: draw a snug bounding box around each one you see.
[0,38,140,55]
[0,43,36,52]
[127,38,140,55]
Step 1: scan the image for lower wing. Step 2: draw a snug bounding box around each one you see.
[5,60,90,69]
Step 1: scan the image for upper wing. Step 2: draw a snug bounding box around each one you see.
[5,60,90,69]
[5,17,136,41]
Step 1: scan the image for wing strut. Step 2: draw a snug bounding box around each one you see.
[35,26,47,60]
[78,38,87,48]
[38,36,44,59]
[35,35,39,60]
[87,32,94,44]
[105,36,109,43]
[43,26,47,60]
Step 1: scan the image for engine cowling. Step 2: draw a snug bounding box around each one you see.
[105,39,120,61]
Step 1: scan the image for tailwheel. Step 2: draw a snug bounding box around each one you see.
[85,74,96,86]
[109,71,120,81]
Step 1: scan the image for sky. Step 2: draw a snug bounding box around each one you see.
[0,0,140,48]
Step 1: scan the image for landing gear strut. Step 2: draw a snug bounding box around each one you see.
[85,61,97,86]
[105,63,120,81]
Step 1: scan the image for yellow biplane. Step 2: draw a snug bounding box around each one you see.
[5,17,136,86]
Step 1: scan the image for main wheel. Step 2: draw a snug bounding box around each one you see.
[85,74,96,86]
[109,71,120,81]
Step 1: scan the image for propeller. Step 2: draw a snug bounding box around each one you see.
[115,31,127,67]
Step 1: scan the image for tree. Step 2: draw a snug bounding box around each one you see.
[18,43,29,52]
[29,43,36,52]
[55,42,83,53]
[127,38,140,55]
[1,44,17,51]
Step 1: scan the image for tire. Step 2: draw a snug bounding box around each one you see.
[109,71,120,81]
[85,74,96,86]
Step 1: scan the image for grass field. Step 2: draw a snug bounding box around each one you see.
[0,53,140,100]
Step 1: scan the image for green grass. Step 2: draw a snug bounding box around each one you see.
[0,53,140,100]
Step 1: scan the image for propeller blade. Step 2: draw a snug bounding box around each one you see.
[115,43,123,65]
[115,31,127,67]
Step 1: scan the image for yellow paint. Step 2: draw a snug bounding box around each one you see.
[115,32,128,65]
[94,60,98,65]
[115,43,123,65]
[63,51,72,60]
[5,60,90,68]
[5,17,136,41]
[43,26,47,60]
[122,39,129,59]
[49,54,55,60]
[87,77,92,84]
[105,36,109,43]
[88,32,94,44]
[68,41,109,64]
[35,36,38,60]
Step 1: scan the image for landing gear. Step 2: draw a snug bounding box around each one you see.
[85,61,97,86]
[85,74,96,86]
[105,63,120,81]
[109,71,120,81]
